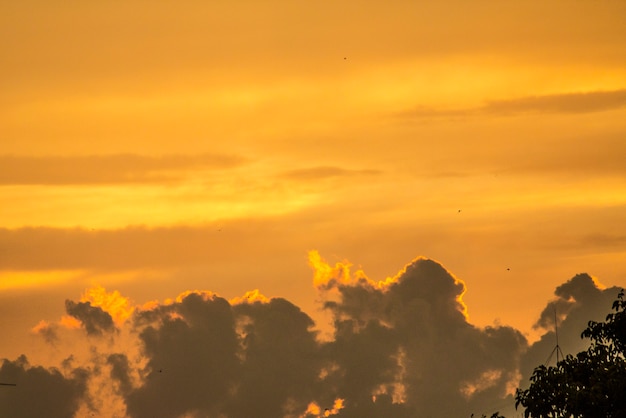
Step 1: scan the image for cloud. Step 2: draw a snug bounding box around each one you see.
[31,320,59,345]
[0,225,223,272]
[106,353,133,396]
[309,252,527,417]
[80,285,134,325]
[64,300,116,336]
[402,89,626,119]
[37,286,133,339]
[0,355,88,418]
[0,153,247,185]
[120,291,325,418]
[280,166,381,181]
[483,89,626,115]
[125,292,241,418]
[227,297,323,418]
[519,273,622,385]
[579,233,626,249]
[3,198,626,280]
[4,255,625,417]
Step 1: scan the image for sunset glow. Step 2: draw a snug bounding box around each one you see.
[1,1,625,417]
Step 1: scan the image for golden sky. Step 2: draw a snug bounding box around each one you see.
[1,1,625,416]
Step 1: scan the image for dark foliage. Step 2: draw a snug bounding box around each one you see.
[515,289,626,417]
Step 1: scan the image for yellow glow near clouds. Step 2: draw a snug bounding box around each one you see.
[230,289,270,305]
[80,285,134,325]
[309,250,469,319]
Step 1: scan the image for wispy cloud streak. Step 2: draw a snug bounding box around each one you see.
[402,89,626,119]
[0,153,247,185]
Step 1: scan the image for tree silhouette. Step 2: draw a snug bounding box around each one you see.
[515,289,626,417]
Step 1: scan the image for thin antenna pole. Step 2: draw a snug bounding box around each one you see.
[544,306,565,366]
[554,308,560,364]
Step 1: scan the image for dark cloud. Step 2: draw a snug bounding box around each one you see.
[126,292,241,418]
[227,298,322,417]
[315,257,527,417]
[0,153,247,185]
[2,256,624,417]
[107,353,133,395]
[124,292,324,418]
[65,300,116,336]
[520,274,621,385]
[0,355,88,418]
[280,166,381,181]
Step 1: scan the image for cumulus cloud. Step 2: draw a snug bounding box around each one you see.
[4,255,624,417]
[69,255,531,417]
[309,251,526,417]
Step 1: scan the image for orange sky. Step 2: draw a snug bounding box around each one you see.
[1,1,626,416]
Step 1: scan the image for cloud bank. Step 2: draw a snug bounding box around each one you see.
[1,253,622,417]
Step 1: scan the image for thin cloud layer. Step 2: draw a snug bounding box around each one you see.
[0,153,247,185]
[1,254,622,417]
[280,166,382,181]
[403,89,626,119]
[484,89,626,115]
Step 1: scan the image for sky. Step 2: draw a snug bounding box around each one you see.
[1,0,625,417]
